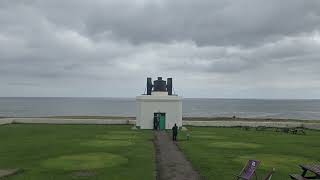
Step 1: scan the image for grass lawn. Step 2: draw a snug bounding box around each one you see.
[0,124,155,180]
[178,127,320,180]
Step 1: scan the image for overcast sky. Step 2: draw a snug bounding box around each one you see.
[1,0,320,98]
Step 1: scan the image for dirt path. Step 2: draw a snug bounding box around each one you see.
[154,131,202,180]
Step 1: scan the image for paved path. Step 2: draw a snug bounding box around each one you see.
[154,131,202,180]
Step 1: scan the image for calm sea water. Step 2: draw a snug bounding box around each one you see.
[0,97,320,120]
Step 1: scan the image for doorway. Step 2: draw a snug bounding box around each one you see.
[154,113,166,130]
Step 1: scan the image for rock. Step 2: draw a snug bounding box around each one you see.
[181,126,188,131]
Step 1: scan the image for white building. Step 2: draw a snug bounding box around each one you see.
[136,77,182,129]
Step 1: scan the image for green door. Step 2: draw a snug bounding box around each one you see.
[159,113,166,130]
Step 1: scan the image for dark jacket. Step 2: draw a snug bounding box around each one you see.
[172,125,178,135]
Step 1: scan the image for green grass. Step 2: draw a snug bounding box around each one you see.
[178,127,320,180]
[2,124,320,180]
[0,124,155,180]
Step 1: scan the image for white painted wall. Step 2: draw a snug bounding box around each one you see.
[136,95,182,129]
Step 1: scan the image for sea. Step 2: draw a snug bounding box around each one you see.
[0,97,320,120]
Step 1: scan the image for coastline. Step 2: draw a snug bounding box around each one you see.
[2,115,320,123]
[1,116,320,130]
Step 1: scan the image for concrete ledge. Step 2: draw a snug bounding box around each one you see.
[0,119,13,125]
[8,118,130,125]
[1,118,320,130]
[182,120,320,130]
[128,119,136,125]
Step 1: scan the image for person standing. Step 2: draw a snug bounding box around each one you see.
[153,114,160,130]
[172,123,178,141]
[156,115,160,130]
[153,116,157,130]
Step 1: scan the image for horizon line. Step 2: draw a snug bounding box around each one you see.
[0,96,320,100]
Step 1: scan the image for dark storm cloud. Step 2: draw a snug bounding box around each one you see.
[0,0,320,98]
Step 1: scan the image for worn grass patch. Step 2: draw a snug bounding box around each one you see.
[208,142,261,149]
[81,140,134,147]
[111,131,140,134]
[96,134,136,140]
[191,135,226,140]
[42,153,128,171]
[95,131,143,141]
[71,170,96,178]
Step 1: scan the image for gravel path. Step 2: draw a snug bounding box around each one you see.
[154,131,202,180]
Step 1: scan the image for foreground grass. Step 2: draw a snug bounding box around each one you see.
[0,124,155,180]
[179,127,320,180]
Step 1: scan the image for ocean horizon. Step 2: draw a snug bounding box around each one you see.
[1,97,320,120]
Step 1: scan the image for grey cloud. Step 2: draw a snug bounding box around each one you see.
[7,82,40,87]
[154,32,320,75]
[92,0,320,46]
[2,0,319,46]
[28,0,320,46]
[0,0,320,98]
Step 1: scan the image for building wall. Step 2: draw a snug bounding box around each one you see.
[136,95,182,129]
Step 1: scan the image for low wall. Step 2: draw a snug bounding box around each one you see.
[1,118,320,130]
[5,118,130,125]
[0,119,13,125]
[182,120,320,130]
